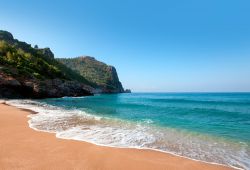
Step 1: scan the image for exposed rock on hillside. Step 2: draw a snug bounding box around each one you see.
[58,56,124,93]
[0,30,93,98]
[0,30,127,98]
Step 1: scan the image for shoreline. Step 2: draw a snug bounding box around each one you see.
[0,101,235,170]
[28,118,240,170]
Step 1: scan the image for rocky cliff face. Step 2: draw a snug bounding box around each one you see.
[58,56,125,93]
[0,30,126,98]
[105,66,124,93]
[0,71,93,98]
[0,30,93,98]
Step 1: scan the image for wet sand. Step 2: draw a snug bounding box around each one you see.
[0,103,234,170]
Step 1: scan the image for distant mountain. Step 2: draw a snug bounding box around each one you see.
[0,30,93,98]
[58,57,124,93]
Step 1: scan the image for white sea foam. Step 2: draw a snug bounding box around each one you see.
[6,99,250,170]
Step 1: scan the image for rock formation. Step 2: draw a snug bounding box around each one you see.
[58,56,125,93]
[0,30,93,98]
[0,30,127,98]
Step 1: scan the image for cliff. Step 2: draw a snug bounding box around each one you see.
[0,30,93,98]
[58,57,124,93]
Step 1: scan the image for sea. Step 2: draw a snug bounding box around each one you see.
[7,93,250,169]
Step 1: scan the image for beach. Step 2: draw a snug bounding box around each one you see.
[0,102,233,170]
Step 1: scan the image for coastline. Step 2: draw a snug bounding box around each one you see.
[0,102,234,170]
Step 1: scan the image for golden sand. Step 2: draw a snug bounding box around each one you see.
[0,103,233,170]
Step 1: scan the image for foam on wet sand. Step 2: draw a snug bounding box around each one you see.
[0,102,234,170]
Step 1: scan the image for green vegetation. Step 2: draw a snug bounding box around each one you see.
[58,57,124,91]
[0,41,62,79]
[0,31,91,84]
[0,30,124,94]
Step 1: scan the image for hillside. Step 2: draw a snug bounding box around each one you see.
[0,30,93,98]
[58,57,124,93]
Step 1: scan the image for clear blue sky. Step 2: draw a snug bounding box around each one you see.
[1,0,250,92]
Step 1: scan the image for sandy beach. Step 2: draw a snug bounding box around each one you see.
[0,102,233,170]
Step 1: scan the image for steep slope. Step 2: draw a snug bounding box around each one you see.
[0,30,93,98]
[58,57,124,93]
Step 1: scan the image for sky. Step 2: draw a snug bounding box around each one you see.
[0,0,250,92]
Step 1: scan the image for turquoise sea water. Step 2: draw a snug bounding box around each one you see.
[8,93,250,169]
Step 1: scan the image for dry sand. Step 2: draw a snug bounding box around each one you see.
[0,103,234,170]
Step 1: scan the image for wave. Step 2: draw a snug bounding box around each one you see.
[6,99,250,170]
